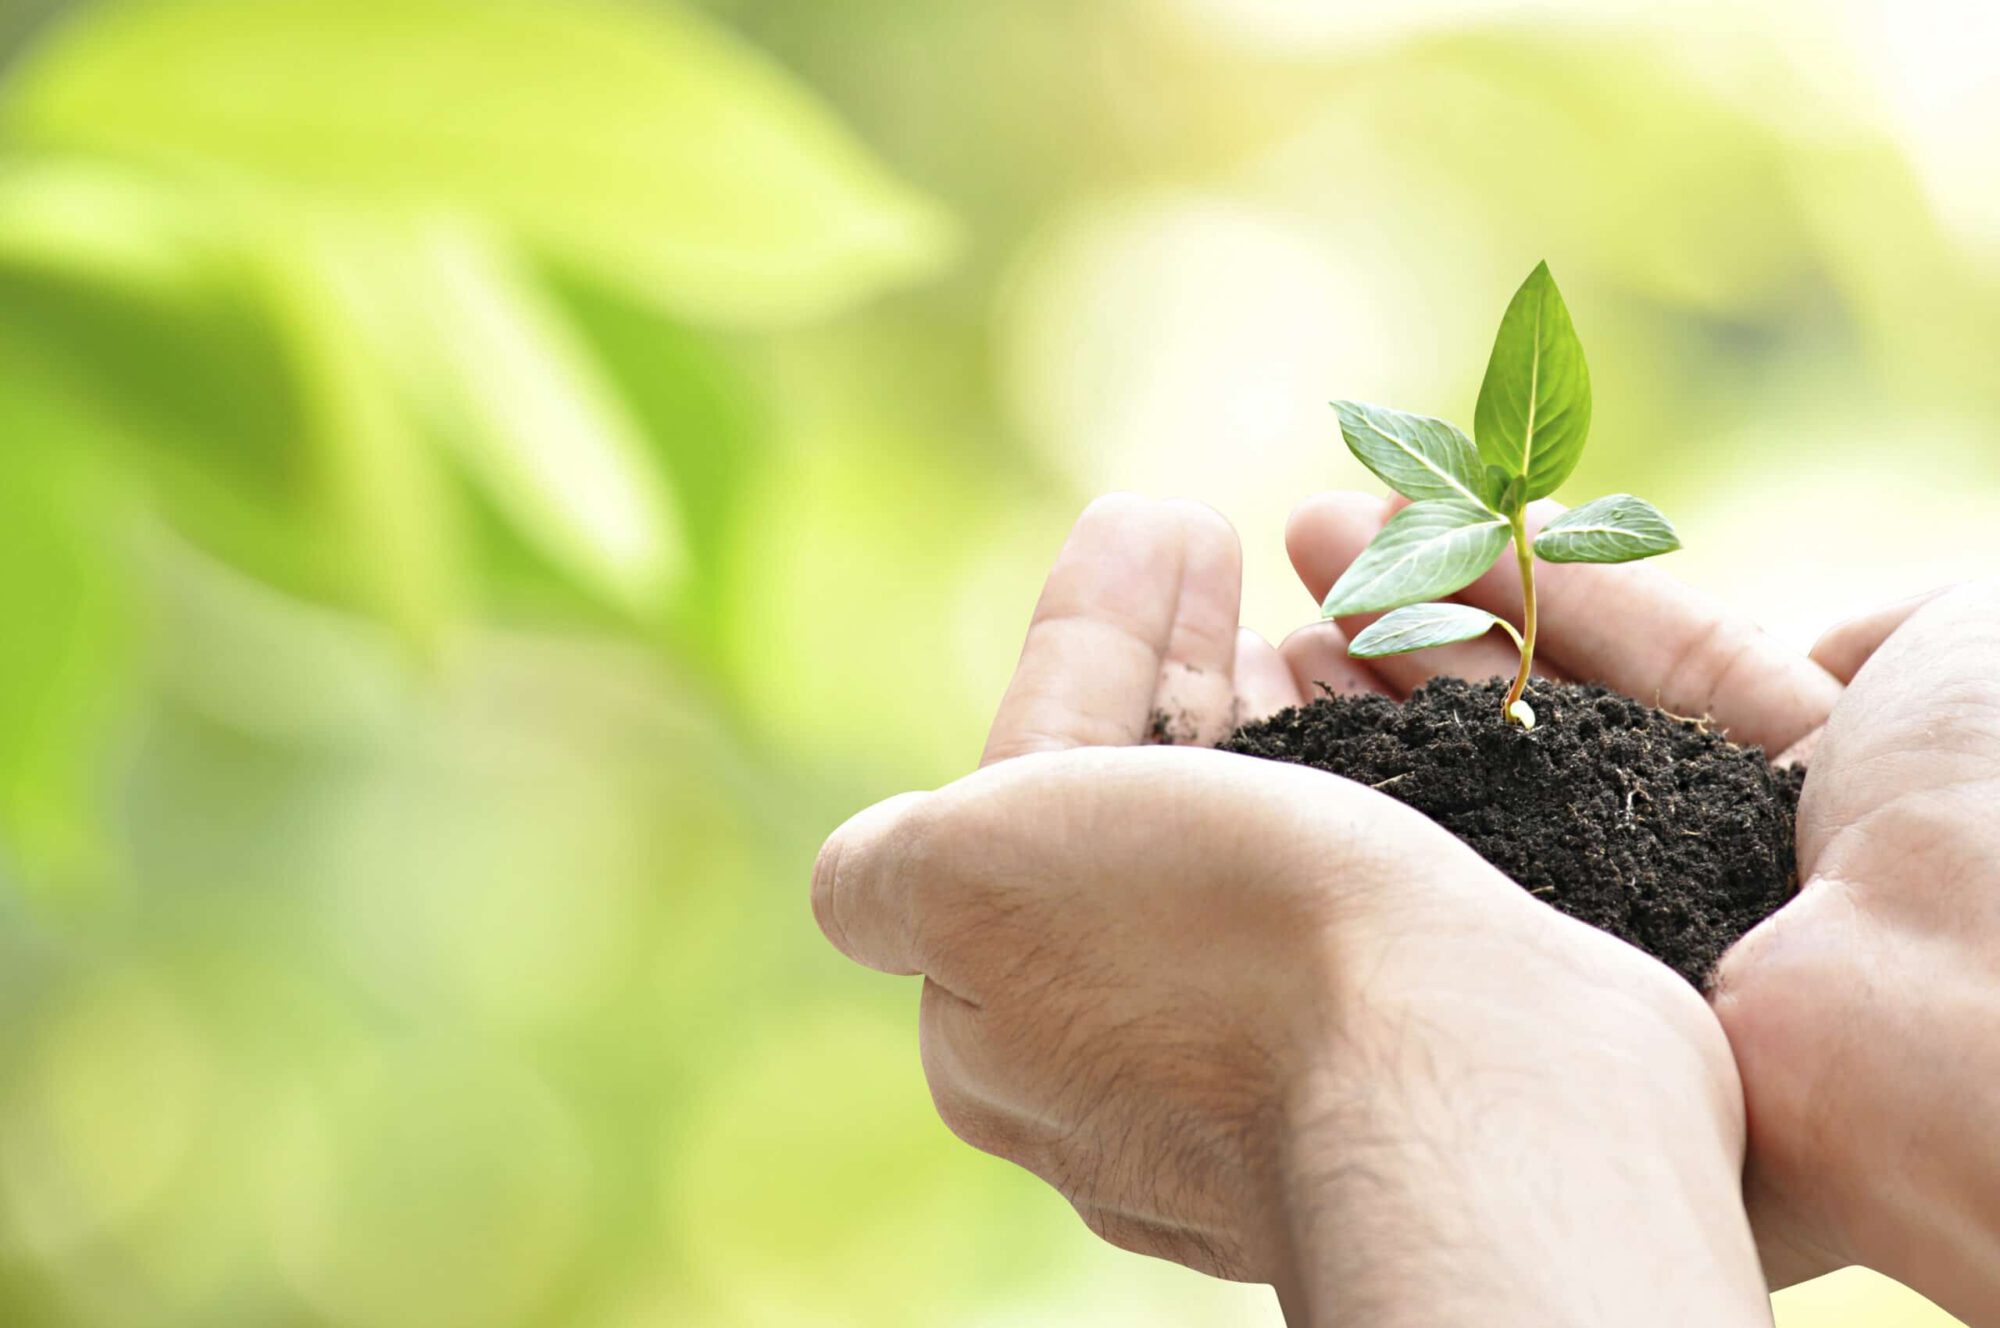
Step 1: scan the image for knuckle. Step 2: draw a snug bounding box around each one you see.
[930,1081,1028,1163]
[1669,615,1762,714]
[1075,1206,1248,1281]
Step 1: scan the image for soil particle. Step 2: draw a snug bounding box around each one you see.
[1149,707,1198,746]
[1221,677,1803,988]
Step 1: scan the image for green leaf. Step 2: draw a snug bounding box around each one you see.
[551,269,764,659]
[1483,466,1527,517]
[0,166,374,614]
[1321,500,1511,617]
[253,217,465,653]
[0,376,138,891]
[1473,262,1591,501]
[1349,603,1513,659]
[4,0,956,327]
[1333,401,1489,507]
[1533,495,1682,564]
[329,217,688,615]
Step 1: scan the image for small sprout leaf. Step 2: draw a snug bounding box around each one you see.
[1474,262,1591,501]
[1533,495,1680,564]
[1333,401,1489,507]
[1482,465,1526,516]
[1325,262,1675,727]
[1350,603,1507,658]
[1321,499,1511,617]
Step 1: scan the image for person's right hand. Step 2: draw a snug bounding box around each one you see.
[1712,584,2000,1326]
[1287,493,2000,1316]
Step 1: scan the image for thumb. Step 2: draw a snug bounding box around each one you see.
[812,791,934,977]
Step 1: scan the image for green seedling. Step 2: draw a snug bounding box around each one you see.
[1322,262,1680,730]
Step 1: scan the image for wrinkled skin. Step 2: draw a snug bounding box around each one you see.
[818,496,1772,1323]
[815,490,2000,1320]
[816,743,1771,1323]
[1715,584,2000,1323]
[1295,496,2000,1315]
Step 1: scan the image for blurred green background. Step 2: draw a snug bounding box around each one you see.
[0,0,1993,1323]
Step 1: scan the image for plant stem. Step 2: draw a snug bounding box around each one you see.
[1503,514,1538,723]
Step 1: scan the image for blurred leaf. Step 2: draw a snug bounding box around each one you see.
[253,220,464,653]
[1333,400,1487,506]
[1321,499,1509,617]
[0,162,411,619]
[551,268,764,655]
[1348,602,1509,659]
[0,163,309,574]
[1475,262,1592,502]
[0,166,671,635]
[0,156,214,299]
[335,219,686,616]
[1534,494,1680,565]
[0,377,137,889]
[4,0,957,326]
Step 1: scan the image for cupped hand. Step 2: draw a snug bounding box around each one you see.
[817,496,1770,1324]
[1286,493,2000,1309]
[1284,490,1852,1282]
[815,743,1766,1322]
[1711,584,2000,1324]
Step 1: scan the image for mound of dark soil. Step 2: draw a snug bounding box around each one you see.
[1219,677,1803,988]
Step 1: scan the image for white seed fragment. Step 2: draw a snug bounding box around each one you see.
[1507,699,1537,731]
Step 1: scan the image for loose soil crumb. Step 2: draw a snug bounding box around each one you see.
[1149,706,1198,746]
[1221,677,1803,988]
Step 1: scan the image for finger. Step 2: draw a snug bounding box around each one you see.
[1774,728,1820,770]
[1232,628,1306,724]
[1287,490,1840,753]
[1284,492,1563,696]
[1150,500,1247,746]
[1796,582,2000,871]
[1809,587,1956,683]
[1278,621,1394,701]
[984,494,1192,765]
[811,791,934,976]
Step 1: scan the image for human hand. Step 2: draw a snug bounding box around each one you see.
[814,744,1768,1323]
[1284,491,1868,1289]
[979,493,1311,762]
[818,496,1771,1324]
[1283,494,2000,1312]
[1711,584,2000,1325]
